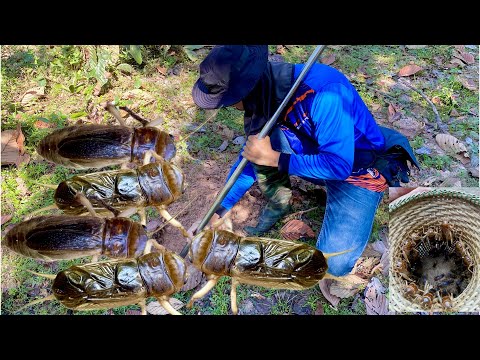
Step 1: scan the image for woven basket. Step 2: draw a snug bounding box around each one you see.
[389,189,480,312]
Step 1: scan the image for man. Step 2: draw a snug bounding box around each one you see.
[191,45,415,277]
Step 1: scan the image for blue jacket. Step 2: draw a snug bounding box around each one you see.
[218,63,386,213]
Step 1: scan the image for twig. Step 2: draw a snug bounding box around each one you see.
[119,106,150,126]
[397,78,445,131]
[178,109,219,144]
[284,206,319,222]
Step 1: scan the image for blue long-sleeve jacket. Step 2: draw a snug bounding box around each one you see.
[217,63,385,215]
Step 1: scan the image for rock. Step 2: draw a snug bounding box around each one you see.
[415,146,431,155]
[232,136,246,145]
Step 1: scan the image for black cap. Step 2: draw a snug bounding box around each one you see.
[192,45,268,109]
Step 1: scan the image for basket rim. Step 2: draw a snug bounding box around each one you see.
[390,189,480,212]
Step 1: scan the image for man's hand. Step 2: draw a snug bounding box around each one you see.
[187,213,230,237]
[241,135,280,167]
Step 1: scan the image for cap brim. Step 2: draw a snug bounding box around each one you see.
[192,45,268,109]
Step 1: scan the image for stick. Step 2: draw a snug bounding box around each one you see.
[284,206,319,222]
[397,78,445,131]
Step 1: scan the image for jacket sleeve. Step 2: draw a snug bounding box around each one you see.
[278,83,354,180]
[216,150,257,216]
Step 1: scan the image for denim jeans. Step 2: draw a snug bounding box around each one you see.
[269,126,385,276]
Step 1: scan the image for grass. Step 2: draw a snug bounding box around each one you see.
[1,45,477,316]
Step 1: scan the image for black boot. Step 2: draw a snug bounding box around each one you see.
[244,202,291,236]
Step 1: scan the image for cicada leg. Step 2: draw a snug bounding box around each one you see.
[230,278,240,315]
[157,296,182,315]
[118,106,150,127]
[143,150,164,165]
[157,206,191,239]
[187,274,219,309]
[105,102,126,126]
[75,193,98,217]
[144,239,165,255]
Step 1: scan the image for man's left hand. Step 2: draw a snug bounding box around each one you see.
[242,135,280,167]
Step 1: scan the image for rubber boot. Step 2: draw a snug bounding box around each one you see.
[243,163,292,236]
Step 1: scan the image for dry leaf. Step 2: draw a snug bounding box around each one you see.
[16,177,30,196]
[251,292,266,300]
[459,77,477,91]
[454,50,475,65]
[280,219,315,240]
[220,126,235,139]
[435,133,468,155]
[1,124,30,167]
[146,298,184,315]
[321,54,336,65]
[330,275,368,298]
[393,117,424,138]
[450,108,460,117]
[1,214,12,225]
[34,120,54,129]
[364,277,389,315]
[122,89,154,101]
[156,66,167,75]
[361,245,382,258]
[454,45,465,52]
[398,64,423,77]
[319,279,341,307]
[380,252,389,276]
[440,177,462,187]
[21,86,45,105]
[217,140,229,152]
[181,263,203,291]
[276,45,286,55]
[387,103,401,122]
[352,257,380,278]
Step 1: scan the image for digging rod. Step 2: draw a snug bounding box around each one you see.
[180,45,327,258]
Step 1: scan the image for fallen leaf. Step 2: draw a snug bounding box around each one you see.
[1,124,30,167]
[380,252,389,277]
[364,277,389,315]
[458,77,477,91]
[220,126,235,139]
[34,120,54,129]
[362,245,382,258]
[387,103,401,122]
[453,51,475,65]
[280,219,315,240]
[440,177,462,187]
[398,64,423,77]
[319,279,341,307]
[371,240,387,255]
[393,117,424,138]
[181,263,203,291]
[330,275,368,298]
[276,45,286,55]
[435,133,468,155]
[251,292,266,300]
[217,140,229,152]
[314,303,324,315]
[156,66,167,75]
[21,86,45,105]
[117,63,134,74]
[454,153,471,166]
[321,54,336,65]
[126,309,142,315]
[352,257,380,278]
[454,45,465,52]
[122,89,154,101]
[1,214,12,225]
[431,96,442,105]
[146,298,184,315]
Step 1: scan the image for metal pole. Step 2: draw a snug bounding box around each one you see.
[180,45,327,258]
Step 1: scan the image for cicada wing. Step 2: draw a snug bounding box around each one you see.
[56,125,132,162]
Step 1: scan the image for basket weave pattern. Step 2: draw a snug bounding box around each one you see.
[389,189,480,312]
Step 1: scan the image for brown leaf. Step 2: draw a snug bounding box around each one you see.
[319,279,341,307]
[459,77,477,91]
[181,263,203,291]
[1,124,29,167]
[440,177,462,187]
[314,303,324,315]
[220,126,235,139]
[454,45,465,52]
[34,120,54,129]
[387,103,401,122]
[393,117,424,138]
[364,277,389,315]
[1,214,13,225]
[380,252,389,277]
[454,50,475,65]
[449,58,466,68]
[454,153,471,166]
[321,54,336,65]
[435,133,468,154]
[156,66,167,75]
[21,86,45,105]
[398,64,423,77]
[330,275,368,298]
[146,298,184,315]
[450,108,460,117]
[280,219,315,240]
[352,257,380,278]
[276,45,286,55]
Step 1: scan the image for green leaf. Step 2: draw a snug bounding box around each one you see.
[85,46,111,87]
[117,63,134,74]
[134,78,142,89]
[70,111,88,119]
[184,48,198,62]
[128,45,143,65]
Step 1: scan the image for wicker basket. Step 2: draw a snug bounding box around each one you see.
[389,189,480,312]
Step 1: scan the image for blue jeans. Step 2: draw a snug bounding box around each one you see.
[270,126,385,276]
